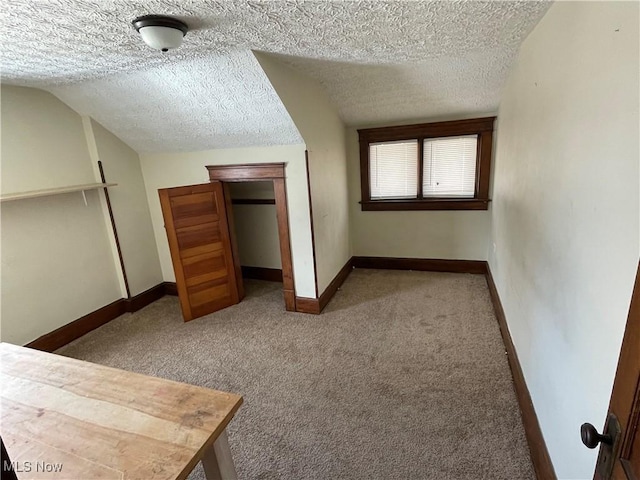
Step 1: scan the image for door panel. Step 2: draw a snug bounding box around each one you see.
[159,182,239,322]
[170,193,219,228]
[183,251,227,284]
[587,262,640,479]
[176,222,222,253]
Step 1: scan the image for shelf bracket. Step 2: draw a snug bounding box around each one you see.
[81,189,88,206]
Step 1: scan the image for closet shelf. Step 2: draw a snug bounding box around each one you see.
[0,182,117,202]
[231,198,276,205]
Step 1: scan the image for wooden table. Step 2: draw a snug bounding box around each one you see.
[0,343,243,480]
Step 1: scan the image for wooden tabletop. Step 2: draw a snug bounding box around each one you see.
[0,343,243,480]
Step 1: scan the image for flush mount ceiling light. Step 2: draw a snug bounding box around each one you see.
[132,15,189,52]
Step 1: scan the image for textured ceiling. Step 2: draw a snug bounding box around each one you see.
[1,0,551,152]
[50,52,303,152]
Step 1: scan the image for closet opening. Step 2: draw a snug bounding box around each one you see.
[206,163,296,312]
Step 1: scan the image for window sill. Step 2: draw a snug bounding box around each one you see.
[360,198,490,211]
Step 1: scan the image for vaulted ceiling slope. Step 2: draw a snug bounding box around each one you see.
[1,1,550,153]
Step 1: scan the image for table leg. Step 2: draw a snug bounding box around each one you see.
[202,431,238,480]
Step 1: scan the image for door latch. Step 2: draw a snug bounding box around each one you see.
[581,413,621,479]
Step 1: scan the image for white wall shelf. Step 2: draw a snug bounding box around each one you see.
[0,183,117,202]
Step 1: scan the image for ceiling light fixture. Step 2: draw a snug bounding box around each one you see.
[132,15,189,52]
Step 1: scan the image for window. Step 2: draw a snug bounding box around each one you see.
[370,140,418,199]
[358,117,495,210]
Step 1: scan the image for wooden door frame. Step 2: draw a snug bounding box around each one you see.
[206,163,296,312]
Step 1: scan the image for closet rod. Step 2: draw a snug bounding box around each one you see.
[98,161,131,299]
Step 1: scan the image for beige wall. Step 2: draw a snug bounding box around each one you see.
[89,119,163,295]
[229,182,281,269]
[256,53,351,295]
[0,87,97,193]
[346,126,492,260]
[0,86,121,345]
[489,2,639,478]
[232,205,281,269]
[139,144,316,298]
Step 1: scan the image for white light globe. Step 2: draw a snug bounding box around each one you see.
[138,26,184,52]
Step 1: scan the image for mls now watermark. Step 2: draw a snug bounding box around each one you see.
[4,461,64,473]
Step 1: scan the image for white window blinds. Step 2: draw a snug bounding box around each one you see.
[423,135,478,197]
[369,140,418,199]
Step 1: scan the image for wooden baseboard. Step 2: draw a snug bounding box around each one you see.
[294,296,320,314]
[26,299,127,352]
[283,289,296,312]
[296,258,354,314]
[241,266,283,282]
[125,284,166,312]
[352,256,488,274]
[164,282,178,296]
[485,266,557,480]
[26,283,170,352]
[318,258,353,312]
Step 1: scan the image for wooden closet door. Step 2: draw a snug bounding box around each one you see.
[159,182,239,321]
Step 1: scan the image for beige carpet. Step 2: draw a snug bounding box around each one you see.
[58,268,535,479]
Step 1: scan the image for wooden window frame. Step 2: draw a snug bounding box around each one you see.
[358,116,496,211]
